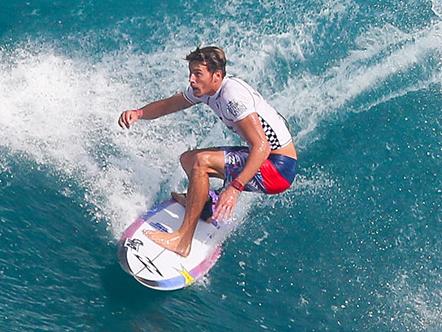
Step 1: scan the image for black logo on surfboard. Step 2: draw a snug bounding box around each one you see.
[125,238,143,251]
[134,254,164,277]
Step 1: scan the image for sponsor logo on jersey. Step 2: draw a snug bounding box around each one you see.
[226,100,246,118]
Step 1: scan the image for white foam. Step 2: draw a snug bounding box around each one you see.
[432,0,442,17]
[0,44,195,235]
[271,21,442,148]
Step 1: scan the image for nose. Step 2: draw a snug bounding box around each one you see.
[189,73,196,84]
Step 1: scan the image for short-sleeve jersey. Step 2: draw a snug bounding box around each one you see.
[182,77,292,150]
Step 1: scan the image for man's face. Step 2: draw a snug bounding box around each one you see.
[188,61,222,97]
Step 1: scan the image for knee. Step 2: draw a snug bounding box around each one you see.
[180,150,210,172]
[180,150,194,170]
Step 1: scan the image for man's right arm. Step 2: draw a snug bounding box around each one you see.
[118,93,193,129]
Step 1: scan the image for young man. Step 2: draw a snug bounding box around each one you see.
[118,46,297,257]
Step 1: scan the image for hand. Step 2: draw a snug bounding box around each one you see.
[118,109,143,129]
[213,186,240,221]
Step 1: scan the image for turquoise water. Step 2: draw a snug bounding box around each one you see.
[1,0,441,331]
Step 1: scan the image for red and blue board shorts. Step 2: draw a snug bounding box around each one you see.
[223,147,297,194]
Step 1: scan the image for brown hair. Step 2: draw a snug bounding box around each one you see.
[185,46,227,77]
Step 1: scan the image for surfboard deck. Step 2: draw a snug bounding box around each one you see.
[117,194,224,291]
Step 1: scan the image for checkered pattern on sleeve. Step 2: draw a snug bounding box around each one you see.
[258,115,281,150]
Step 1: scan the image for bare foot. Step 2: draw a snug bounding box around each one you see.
[143,230,191,257]
[171,192,187,207]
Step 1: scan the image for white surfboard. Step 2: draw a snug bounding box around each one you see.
[117,193,225,291]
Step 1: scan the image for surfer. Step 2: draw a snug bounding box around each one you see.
[118,46,297,257]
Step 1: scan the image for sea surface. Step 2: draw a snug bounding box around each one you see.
[0,1,441,331]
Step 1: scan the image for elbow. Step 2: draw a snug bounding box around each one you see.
[257,140,271,159]
[264,143,271,158]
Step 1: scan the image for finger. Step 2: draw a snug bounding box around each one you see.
[213,197,224,219]
[123,112,131,128]
[221,199,235,220]
[216,206,226,221]
[212,205,221,220]
[222,208,232,221]
[118,114,127,129]
[224,206,233,220]
[223,206,233,221]
[216,207,226,221]
[218,205,231,221]
[213,203,226,220]
[118,112,128,129]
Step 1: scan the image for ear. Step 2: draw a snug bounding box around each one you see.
[213,70,223,83]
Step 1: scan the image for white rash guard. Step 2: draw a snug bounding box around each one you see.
[182,76,292,150]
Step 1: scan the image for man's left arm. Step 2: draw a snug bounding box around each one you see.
[213,113,270,220]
